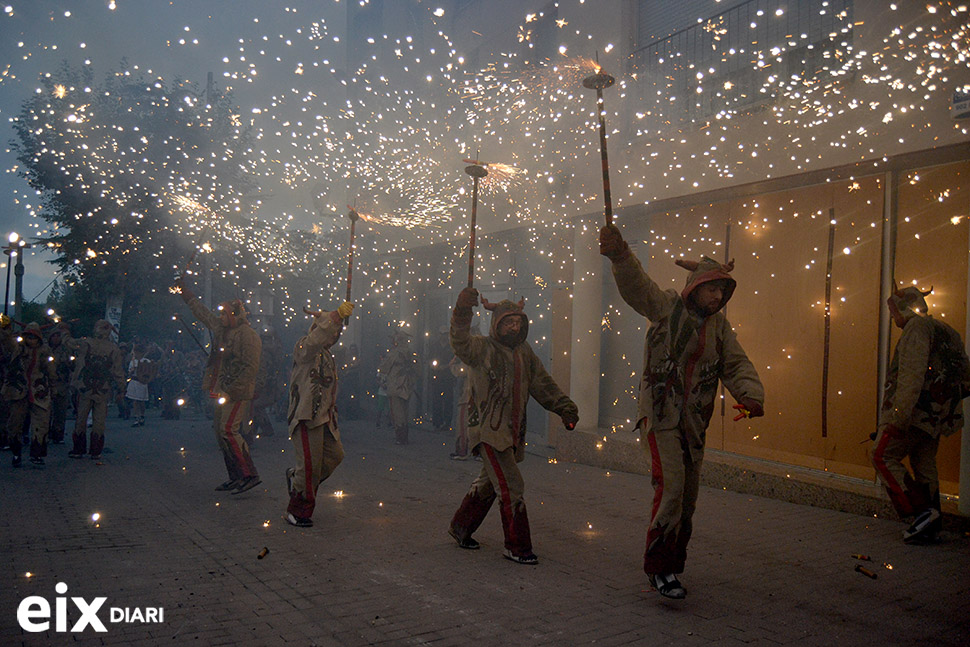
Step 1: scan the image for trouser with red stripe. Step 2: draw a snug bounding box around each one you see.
[870,425,940,519]
[6,399,49,458]
[72,393,109,456]
[452,381,468,456]
[642,427,703,575]
[449,443,533,557]
[213,397,257,481]
[287,421,344,519]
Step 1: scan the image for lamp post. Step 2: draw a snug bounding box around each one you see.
[12,237,31,324]
[3,232,19,317]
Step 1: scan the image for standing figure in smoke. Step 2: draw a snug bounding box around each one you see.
[2,323,57,467]
[284,301,354,527]
[69,320,125,460]
[870,286,970,544]
[176,279,262,495]
[46,322,75,444]
[447,288,578,565]
[600,224,764,599]
[378,331,416,445]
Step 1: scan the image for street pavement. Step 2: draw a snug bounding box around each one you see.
[1,409,968,646]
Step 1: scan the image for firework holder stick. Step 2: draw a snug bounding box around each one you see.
[464,161,489,288]
[175,314,208,355]
[583,64,616,226]
[345,207,360,320]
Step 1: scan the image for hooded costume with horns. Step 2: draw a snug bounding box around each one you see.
[602,224,763,584]
[285,304,351,523]
[871,286,970,539]
[179,284,261,487]
[448,289,578,562]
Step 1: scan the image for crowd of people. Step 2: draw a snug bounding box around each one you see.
[1,223,967,600]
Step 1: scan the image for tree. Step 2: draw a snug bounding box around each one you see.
[10,61,260,334]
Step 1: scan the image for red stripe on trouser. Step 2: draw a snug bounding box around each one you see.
[482,445,517,549]
[223,402,252,478]
[872,429,913,517]
[647,431,664,522]
[300,422,315,505]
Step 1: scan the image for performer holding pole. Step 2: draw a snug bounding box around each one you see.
[583,58,616,226]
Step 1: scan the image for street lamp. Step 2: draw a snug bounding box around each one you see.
[3,232,19,317]
[13,237,31,324]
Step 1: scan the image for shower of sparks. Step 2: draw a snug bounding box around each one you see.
[0,0,965,331]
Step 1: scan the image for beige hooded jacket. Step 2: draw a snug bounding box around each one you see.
[613,254,763,460]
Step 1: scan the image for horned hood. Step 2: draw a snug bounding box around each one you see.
[677,256,737,313]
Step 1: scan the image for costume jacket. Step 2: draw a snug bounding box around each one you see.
[71,337,124,399]
[378,344,416,399]
[185,296,261,401]
[2,337,56,409]
[450,302,577,458]
[881,313,968,438]
[613,254,763,461]
[287,311,343,436]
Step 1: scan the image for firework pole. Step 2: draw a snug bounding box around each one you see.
[345,205,360,309]
[463,158,489,288]
[583,57,616,226]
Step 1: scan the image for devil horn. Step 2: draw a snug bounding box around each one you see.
[723,258,735,272]
[675,259,699,272]
[481,297,497,311]
[921,286,933,297]
[517,298,525,309]
[303,306,322,317]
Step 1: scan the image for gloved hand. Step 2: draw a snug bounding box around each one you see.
[561,410,579,430]
[0,313,9,329]
[174,278,195,302]
[456,287,480,311]
[733,398,764,420]
[337,301,354,319]
[599,225,630,262]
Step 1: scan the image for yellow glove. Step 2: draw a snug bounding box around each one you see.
[337,301,354,319]
[0,313,9,329]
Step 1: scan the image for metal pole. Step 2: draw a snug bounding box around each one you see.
[464,162,488,288]
[346,208,359,304]
[14,244,26,324]
[3,250,12,317]
[583,65,616,226]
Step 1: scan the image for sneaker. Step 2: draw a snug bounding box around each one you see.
[51,439,65,445]
[68,452,84,459]
[903,508,942,543]
[131,419,145,428]
[29,457,44,467]
[285,467,295,495]
[448,528,480,550]
[90,454,101,461]
[215,479,241,491]
[503,549,538,565]
[449,453,468,461]
[649,573,687,599]
[286,512,313,528]
[231,476,262,495]
[12,455,22,468]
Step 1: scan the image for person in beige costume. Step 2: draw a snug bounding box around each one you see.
[600,224,764,599]
[284,301,354,527]
[378,330,416,445]
[447,288,578,565]
[69,320,124,460]
[871,286,970,543]
[177,279,262,495]
[2,322,56,467]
